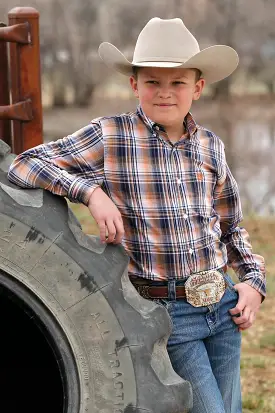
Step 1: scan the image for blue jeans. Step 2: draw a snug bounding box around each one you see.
[154,274,242,413]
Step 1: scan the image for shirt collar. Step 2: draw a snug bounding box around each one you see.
[136,104,197,138]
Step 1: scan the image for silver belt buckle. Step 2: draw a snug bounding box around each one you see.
[185,270,226,307]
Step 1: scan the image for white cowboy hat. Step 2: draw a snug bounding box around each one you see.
[98,17,239,84]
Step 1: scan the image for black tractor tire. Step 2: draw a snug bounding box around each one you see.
[0,139,192,413]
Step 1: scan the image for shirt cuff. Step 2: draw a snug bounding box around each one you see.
[68,178,100,205]
[242,272,266,300]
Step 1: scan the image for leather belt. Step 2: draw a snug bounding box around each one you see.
[130,265,227,301]
[133,283,187,299]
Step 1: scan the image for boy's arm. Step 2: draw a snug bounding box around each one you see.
[214,161,265,330]
[8,122,125,244]
[8,122,104,206]
[213,163,266,298]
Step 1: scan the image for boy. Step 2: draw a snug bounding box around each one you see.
[8,18,265,413]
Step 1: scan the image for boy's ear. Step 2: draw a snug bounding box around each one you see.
[193,78,205,101]
[130,76,139,98]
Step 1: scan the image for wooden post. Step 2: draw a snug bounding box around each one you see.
[8,7,43,154]
[0,23,12,148]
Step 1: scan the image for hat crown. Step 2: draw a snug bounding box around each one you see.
[133,17,200,64]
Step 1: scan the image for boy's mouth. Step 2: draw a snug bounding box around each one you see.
[154,104,176,107]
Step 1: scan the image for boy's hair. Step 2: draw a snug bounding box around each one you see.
[132,66,202,82]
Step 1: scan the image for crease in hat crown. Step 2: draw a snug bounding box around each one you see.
[132,17,200,64]
[98,17,239,84]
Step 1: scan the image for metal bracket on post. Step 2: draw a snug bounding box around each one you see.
[0,100,33,121]
[0,22,30,44]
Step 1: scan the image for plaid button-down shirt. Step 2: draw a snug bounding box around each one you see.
[8,106,266,296]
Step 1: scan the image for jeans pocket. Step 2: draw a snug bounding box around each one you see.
[152,298,175,329]
[224,273,239,297]
[152,298,171,311]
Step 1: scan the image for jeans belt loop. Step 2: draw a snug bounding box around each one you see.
[168,279,176,300]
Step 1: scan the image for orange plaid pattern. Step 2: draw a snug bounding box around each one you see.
[8,106,266,296]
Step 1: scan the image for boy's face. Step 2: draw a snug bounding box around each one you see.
[130,67,205,132]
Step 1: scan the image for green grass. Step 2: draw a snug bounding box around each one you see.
[242,396,265,411]
[259,333,275,350]
[67,201,98,235]
[241,357,267,370]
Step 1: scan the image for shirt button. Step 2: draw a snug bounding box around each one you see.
[189,248,193,254]
[177,178,182,185]
[183,213,188,219]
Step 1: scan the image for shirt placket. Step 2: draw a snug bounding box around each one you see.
[170,144,195,276]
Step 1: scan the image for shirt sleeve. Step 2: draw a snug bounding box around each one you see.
[213,158,266,298]
[7,121,104,206]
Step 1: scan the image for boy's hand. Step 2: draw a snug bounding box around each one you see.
[229,283,262,331]
[87,187,124,244]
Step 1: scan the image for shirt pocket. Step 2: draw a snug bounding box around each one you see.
[179,170,217,214]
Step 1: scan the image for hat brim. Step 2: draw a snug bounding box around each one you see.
[98,42,239,84]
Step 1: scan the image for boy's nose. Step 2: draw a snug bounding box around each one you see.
[158,87,172,98]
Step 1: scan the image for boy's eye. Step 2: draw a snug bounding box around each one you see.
[145,80,186,85]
